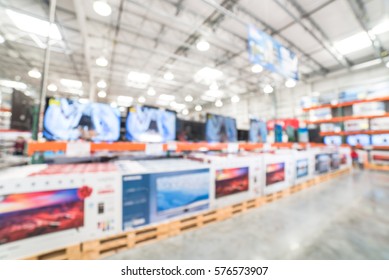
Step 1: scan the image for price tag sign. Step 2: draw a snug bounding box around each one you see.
[227,143,239,153]
[145,143,164,155]
[66,142,91,157]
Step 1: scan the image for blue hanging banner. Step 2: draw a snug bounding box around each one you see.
[248,25,299,80]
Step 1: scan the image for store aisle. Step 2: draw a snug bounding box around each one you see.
[107,170,389,260]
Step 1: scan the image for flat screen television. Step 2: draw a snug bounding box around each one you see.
[371,134,389,146]
[238,129,249,141]
[206,113,237,142]
[266,162,285,186]
[11,90,34,131]
[215,167,249,198]
[126,105,176,142]
[43,98,120,141]
[324,136,342,146]
[315,154,330,174]
[330,153,340,170]
[176,119,205,142]
[346,134,371,146]
[0,188,84,245]
[249,119,267,143]
[296,159,309,178]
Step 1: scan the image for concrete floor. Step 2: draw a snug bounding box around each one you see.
[107,170,389,260]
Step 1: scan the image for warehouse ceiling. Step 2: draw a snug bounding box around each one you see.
[0,0,388,113]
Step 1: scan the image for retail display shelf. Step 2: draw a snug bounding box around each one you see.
[320,130,389,136]
[302,96,389,112]
[355,145,389,150]
[305,113,389,124]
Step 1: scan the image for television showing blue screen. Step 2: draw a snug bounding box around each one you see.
[249,119,267,143]
[371,134,389,146]
[205,113,237,142]
[43,98,120,142]
[125,105,176,142]
[324,136,342,146]
[346,134,371,146]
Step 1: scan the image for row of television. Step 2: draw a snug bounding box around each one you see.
[324,134,389,146]
[42,97,269,143]
[0,147,351,259]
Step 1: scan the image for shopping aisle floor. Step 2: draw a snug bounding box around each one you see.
[107,170,389,260]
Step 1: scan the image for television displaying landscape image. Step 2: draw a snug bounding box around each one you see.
[315,154,331,174]
[296,159,309,178]
[215,167,249,198]
[0,189,84,245]
[266,162,285,186]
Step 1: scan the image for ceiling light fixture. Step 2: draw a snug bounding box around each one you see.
[209,82,218,90]
[164,71,174,81]
[117,96,133,106]
[28,68,41,79]
[96,56,108,67]
[138,96,146,103]
[386,61,389,68]
[60,78,82,88]
[93,0,112,17]
[47,83,57,92]
[97,79,107,89]
[0,35,5,44]
[110,102,117,108]
[159,94,175,101]
[215,99,223,107]
[147,87,156,96]
[251,64,263,73]
[182,108,189,115]
[6,9,62,40]
[231,95,240,103]
[97,90,107,98]
[333,32,372,55]
[194,67,223,84]
[127,71,150,89]
[195,105,202,112]
[285,79,296,88]
[185,95,193,102]
[0,80,27,90]
[196,39,210,51]
[263,85,274,94]
[201,95,216,102]
[370,20,389,35]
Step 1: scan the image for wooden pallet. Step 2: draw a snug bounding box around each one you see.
[24,245,81,260]
[365,163,389,171]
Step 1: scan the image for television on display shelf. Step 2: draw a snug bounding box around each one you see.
[0,188,84,245]
[324,136,342,146]
[205,113,237,143]
[346,134,371,146]
[330,153,341,170]
[265,162,285,186]
[215,167,249,198]
[125,105,176,143]
[176,119,205,142]
[249,119,267,143]
[371,134,389,146]
[43,97,121,142]
[315,154,331,174]
[10,90,34,131]
[296,159,309,178]
[238,129,249,141]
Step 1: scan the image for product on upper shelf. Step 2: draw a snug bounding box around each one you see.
[352,102,385,116]
[309,107,332,121]
[344,119,369,132]
[324,136,342,146]
[371,134,389,146]
[346,134,371,146]
[370,117,389,131]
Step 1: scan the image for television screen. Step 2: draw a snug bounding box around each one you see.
[206,114,237,142]
[11,90,34,131]
[330,153,340,170]
[249,119,267,143]
[126,105,176,142]
[215,167,249,198]
[371,134,389,146]
[266,162,285,186]
[156,171,209,214]
[43,98,120,141]
[238,129,249,141]
[341,154,347,165]
[315,154,330,174]
[324,136,342,146]
[298,128,309,143]
[296,159,309,178]
[346,134,371,146]
[176,119,205,142]
[0,188,84,245]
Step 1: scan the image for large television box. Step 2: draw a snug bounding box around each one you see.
[263,152,294,195]
[186,152,263,209]
[0,163,121,260]
[292,150,314,185]
[370,151,389,165]
[117,159,211,231]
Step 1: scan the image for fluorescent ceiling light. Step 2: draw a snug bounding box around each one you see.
[285,79,296,88]
[201,95,216,102]
[170,102,186,111]
[215,99,223,107]
[205,89,224,98]
[370,20,389,35]
[47,83,57,92]
[251,64,263,73]
[97,79,107,89]
[110,102,117,108]
[97,90,107,98]
[138,96,146,103]
[119,107,126,112]
[156,99,169,106]
[79,98,89,104]
[96,56,108,67]
[117,96,133,106]
[63,88,83,96]
[6,9,62,40]
[386,61,389,68]
[185,95,193,102]
[60,78,82,88]
[209,82,218,90]
[231,95,240,103]
[147,87,156,96]
[0,80,27,90]
[194,67,223,84]
[182,108,189,115]
[159,94,175,101]
[196,40,210,51]
[195,105,202,112]
[333,32,372,55]
[0,35,4,44]
[263,85,273,94]
[127,71,150,89]
[93,1,112,17]
[164,71,174,81]
[28,68,41,79]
